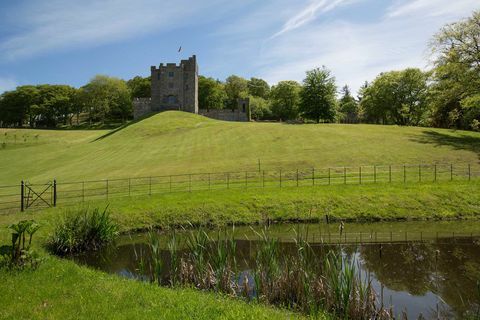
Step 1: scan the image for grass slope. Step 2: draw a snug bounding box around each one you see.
[1,111,480,184]
[0,256,305,320]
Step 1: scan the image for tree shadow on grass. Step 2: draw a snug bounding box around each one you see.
[410,130,480,160]
[91,112,158,142]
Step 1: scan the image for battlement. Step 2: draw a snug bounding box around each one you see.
[150,55,197,71]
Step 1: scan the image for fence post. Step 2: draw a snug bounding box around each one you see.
[359,167,362,184]
[389,165,392,183]
[149,177,152,195]
[419,164,421,182]
[450,164,453,181]
[20,180,24,212]
[403,165,406,183]
[245,171,248,189]
[344,167,347,184]
[434,164,437,182]
[279,169,282,188]
[189,174,192,192]
[258,159,261,173]
[469,164,471,181]
[82,181,85,201]
[53,179,57,207]
[312,168,315,186]
[296,169,299,187]
[262,170,265,188]
[208,173,211,190]
[170,175,172,192]
[374,165,377,183]
[328,168,331,185]
[106,179,109,199]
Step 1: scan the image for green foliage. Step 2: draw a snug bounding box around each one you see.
[0,220,41,270]
[48,207,119,255]
[249,96,271,120]
[299,67,337,123]
[224,75,248,109]
[78,75,132,123]
[337,85,358,123]
[127,76,151,98]
[360,68,429,125]
[248,78,270,99]
[198,76,226,110]
[269,81,301,121]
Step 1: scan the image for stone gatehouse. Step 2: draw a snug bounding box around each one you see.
[133,56,250,122]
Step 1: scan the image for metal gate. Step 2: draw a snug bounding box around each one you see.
[21,180,56,211]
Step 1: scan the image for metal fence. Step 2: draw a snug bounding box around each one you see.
[0,163,479,214]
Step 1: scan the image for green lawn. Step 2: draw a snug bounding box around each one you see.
[1,111,480,185]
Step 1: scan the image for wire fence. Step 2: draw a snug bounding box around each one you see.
[0,163,479,214]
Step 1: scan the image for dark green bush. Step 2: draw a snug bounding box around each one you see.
[48,207,118,255]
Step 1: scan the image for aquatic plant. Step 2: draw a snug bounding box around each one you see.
[0,220,41,270]
[48,206,118,255]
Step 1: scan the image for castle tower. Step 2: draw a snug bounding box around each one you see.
[150,55,198,114]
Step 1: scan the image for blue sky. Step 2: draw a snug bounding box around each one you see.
[0,0,478,94]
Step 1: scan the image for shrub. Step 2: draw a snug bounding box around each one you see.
[48,206,119,255]
[0,220,41,270]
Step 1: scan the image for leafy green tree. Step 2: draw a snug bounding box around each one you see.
[79,75,132,123]
[0,86,39,127]
[429,10,480,129]
[37,85,77,126]
[127,76,151,98]
[247,78,270,99]
[360,69,429,125]
[337,85,358,123]
[299,67,337,123]
[269,81,301,121]
[198,76,226,111]
[224,75,248,109]
[249,96,271,120]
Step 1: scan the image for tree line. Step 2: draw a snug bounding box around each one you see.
[0,10,478,130]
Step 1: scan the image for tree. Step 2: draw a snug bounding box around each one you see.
[247,78,270,99]
[299,67,337,123]
[79,75,132,123]
[127,76,151,98]
[249,96,271,120]
[224,75,248,109]
[338,85,358,123]
[360,69,429,126]
[0,86,39,127]
[198,76,226,111]
[269,81,301,121]
[429,10,480,129]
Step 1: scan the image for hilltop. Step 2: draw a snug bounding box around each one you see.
[1,111,480,184]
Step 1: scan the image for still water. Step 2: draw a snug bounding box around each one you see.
[74,221,480,319]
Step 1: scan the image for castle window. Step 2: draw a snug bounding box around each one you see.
[168,71,174,78]
[157,73,160,80]
[242,103,246,112]
[168,83,174,89]
[167,95,177,104]
[185,84,189,90]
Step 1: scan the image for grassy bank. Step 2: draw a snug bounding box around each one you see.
[0,256,306,320]
[1,181,479,319]
[1,111,480,184]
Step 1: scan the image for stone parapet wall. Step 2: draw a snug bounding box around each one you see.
[133,98,152,119]
[199,109,250,122]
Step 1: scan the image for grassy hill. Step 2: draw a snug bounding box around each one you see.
[1,111,480,184]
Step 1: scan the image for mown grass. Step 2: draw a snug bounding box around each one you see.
[1,111,480,184]
[0,256,307,320]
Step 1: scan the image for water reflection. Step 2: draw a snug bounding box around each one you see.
[73,222,480,319]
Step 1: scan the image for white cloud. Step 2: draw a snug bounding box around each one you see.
[0,0,233,60]
[0,78,17,94]
[271,0,354,38]
[387,0,478,18]
[253,0,478,93]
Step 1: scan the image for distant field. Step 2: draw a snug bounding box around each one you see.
[1,111,480,185]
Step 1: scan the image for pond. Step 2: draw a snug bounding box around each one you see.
[73,221,480,319]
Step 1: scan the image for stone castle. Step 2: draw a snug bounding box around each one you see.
[133,55,250,122]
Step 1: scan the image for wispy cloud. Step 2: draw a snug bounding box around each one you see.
[271,0,354,39]
[0,77,17,94]
[386,0,478,18]
[0,0,232,60]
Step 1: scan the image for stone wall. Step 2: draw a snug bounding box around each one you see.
[199,108,250,122]
[133,98,152,119]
